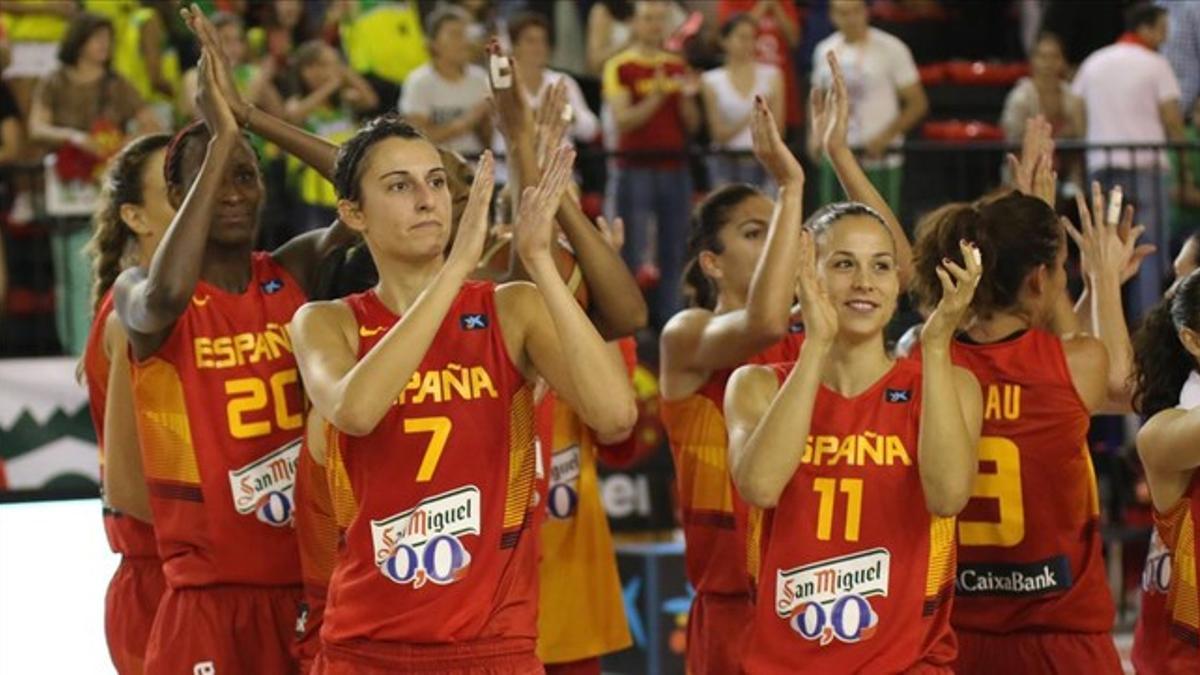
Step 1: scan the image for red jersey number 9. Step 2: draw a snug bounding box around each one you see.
[957,436,1025,547]
[224,369,304,439]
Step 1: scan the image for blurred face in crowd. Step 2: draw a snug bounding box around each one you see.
[513,24,550,70]
[632,1,669,48]
[1139,13,1169,50]
[273,0,303,29]
[722,19,757,63]
[830,0,869,42]
[1030,35,1066,81]
[81,26,113,66]
[217,21,248,65]
[432,17,471,68]
[300,44,341,94]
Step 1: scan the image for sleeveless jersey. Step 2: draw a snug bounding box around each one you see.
[131,252,307,587]
[321,281,540,645]
[660,329,804,595]
[83,290,159,558]
[535,338,637,664]
[920,329,1114,633]
[1133,376,1200,673]
[1136,474,1200,673]
[294,425,339,662]
[745,359,957,674]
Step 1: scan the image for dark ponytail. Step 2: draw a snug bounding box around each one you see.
[683,183,761,310]
[1133,269,1200,417]
[86,133,172,313]
[911,191,1060,318]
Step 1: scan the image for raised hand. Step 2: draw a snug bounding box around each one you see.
[810,51,850,157]
[596,215,625,251]
[446,151,496,274]
[1030,142,1057,207]
[751,95,803,185]
[181,3,251,124]
[534,79,571,169]
[1064,182,1156,286]
[920,239,982,348]
[514,144,576,265]
[195,47,239,137]
[795,229,837,345]
[487,41,532,142]
[1007,115,1053,201]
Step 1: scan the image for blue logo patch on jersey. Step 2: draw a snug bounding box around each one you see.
[460,313,488,330]
[885,388,911,403]
[261,278,284,294]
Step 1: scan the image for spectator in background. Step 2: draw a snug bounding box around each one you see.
[284,40,378,234]
[1072,2,1188,318]
[178,12,284,123]
[335,0,428,117]
[399,6,491,157]
[510,13,600,145]
[1001,32,1083,143]
[587,0,633,76]
[604,0,701,327]
[0,77,23,165]
[1170,98,1200,253]
[717,0,801,137]
[702,13,784,188]
[1,0,76,117]
[249,0,322,71]
[29,13,160,155]
[1160,0,1199,118]
[29,13,161,355]
[811,0,928,214]
[111,1,180,130]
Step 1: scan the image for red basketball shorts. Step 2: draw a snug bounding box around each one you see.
[954,628,1122,675]
[105,555,166,675]
[686,591,753,675]
[143,583,302,675]
[314,636,543,674]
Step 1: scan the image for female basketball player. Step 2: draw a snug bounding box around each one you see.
[908,187,1136,673]
[659,52,913,675]
[112,39,355,671]
[1132,269,1200,674]
[289,106,635,672]
[725,199,982,673]
[81,133,173,675]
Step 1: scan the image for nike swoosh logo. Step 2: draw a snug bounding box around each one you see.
[359,326,386,337]
[192,295,210,306]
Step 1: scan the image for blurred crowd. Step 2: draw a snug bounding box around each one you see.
[0,0,1197,351]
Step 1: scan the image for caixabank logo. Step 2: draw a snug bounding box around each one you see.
[776,548,890,646]
[370,485,481,588]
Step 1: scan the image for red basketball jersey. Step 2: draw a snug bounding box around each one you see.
[294,427,338,665]
[321,281,540,645]
[660,330,804,596]
[130,252,307,587]
[745,358,957,674]
[922,329,1114,633]
[83,290,159,558]
[1134,473,1200,673]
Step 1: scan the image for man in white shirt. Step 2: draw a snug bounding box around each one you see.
[1073,2,1188,318]
[399,6,492,156]
[811,0,928,213]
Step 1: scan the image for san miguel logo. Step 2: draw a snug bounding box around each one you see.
[228,438,301,527]
[776,548,890,646]
[370,485,481,588]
